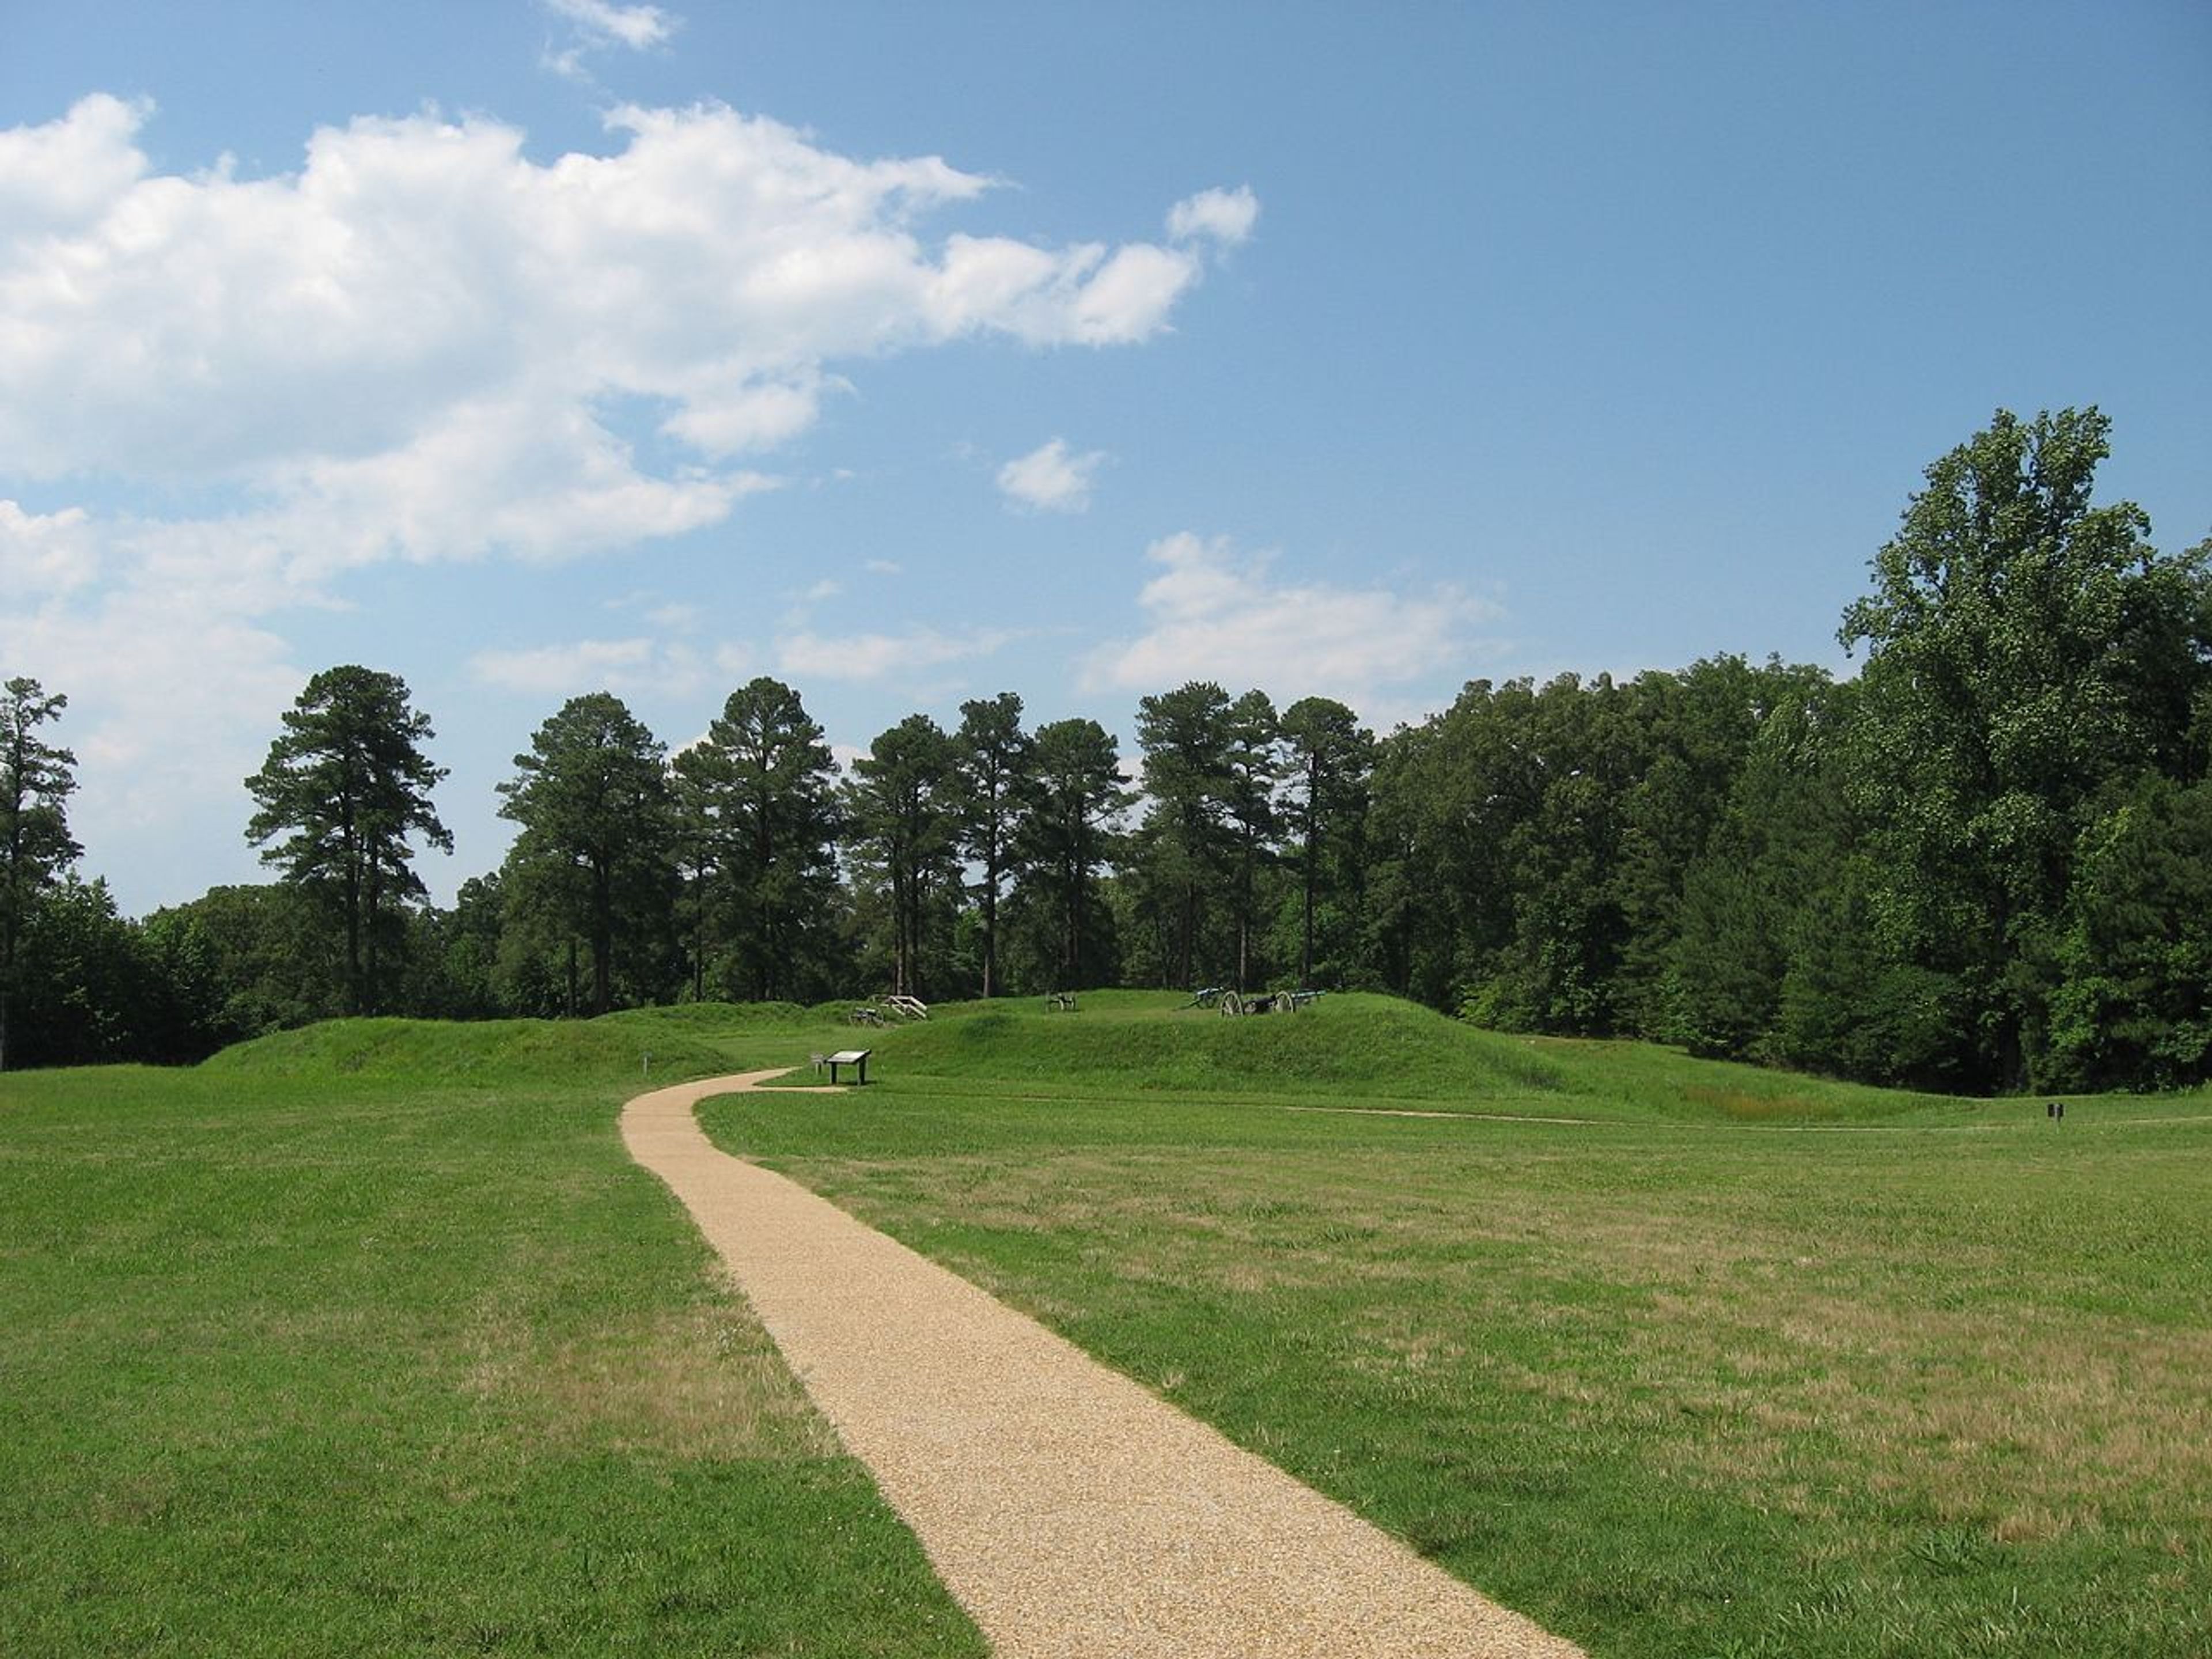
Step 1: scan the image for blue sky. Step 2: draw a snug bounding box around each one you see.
[5,0,2207,914]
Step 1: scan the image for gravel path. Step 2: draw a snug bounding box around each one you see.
[622,1071,1589,1659]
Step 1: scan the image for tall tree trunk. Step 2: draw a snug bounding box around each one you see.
[590,862,613,1016]
[1301,821,1319,988]
[980,873,998,999]
[1062,856,1080,990]
[1,874,16,1069]
[1,848,15,1071]
[1237,843,1255,991]
[342,854,363,1017]
[755,811,776,1002]
[364,862,383,1017]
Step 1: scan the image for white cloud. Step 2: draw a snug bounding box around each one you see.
[471,637,654,695]
[0,93,150,233]
[998,438,1108,513]
[274,399,779,571]
[661,373,835,458]
[544,0,678,51]
[0,555,301,868]
[0,94,1245,885]
[1082,532,1499,700]
[1070,243,1205,344]
[0,98,1220,495]
[1167,185,1259,249]
[541,0,679,79]
[0,501,99,597]
[777,625,1014,683]
[468,635,719,700]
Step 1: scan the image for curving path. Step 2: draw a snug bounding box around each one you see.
[621,1071,1587,1659]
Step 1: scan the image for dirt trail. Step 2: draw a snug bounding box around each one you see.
[622,1070,1588,1659]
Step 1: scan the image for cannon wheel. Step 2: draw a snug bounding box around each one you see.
[1275,991,1296,1013]
[1219,990,1244,1017]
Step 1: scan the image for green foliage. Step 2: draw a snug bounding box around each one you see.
[411,870,509,1019]
[7,876,166,1066]
[1,675,81,1071]
[1277,695,1374,988]
[21,412,2212,1098]
[1613,656,1829,1033]
[1770,876,1976,1089]
[1384,660,1804,1041]
[498,692,679,1016]
[1221,688,1283,990]
[672,677,846,1004]
[2044,776,2212,1089]
[154,880,345,1036]
[1128,680,1240,988]
[245,665,451,1017]
[1005,717,1128,993]
[950,692,1031,998]
[846,713,961,998]
[1838,408,2212,1089]
[1668,680,1853,1062]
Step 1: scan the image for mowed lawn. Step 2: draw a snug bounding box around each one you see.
[6,995,2206,1658]
[0,1016,984,1658]
[699,994,2212,1659]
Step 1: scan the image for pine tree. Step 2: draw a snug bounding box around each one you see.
[1,677,82,1070]
[245,666,449,1017]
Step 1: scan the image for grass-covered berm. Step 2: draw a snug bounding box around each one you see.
[0,1006,984,1658]
[700,991,2212,1659]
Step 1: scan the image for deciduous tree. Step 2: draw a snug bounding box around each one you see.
[2046,775,2212,1090]
[1839,407,2212,1088]
[150,882,344,1041]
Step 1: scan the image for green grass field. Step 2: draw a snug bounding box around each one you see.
[0,1013,983,1657]
[703,992,2212,1659]
[5,991,2206,1657]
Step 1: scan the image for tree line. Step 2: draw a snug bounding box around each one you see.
[5,408,2207,1093]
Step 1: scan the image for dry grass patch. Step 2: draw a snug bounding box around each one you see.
[790,1127,2211,1573]
[464,1277,836,1461]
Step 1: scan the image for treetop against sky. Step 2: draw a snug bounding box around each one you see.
[2,0,2206,913]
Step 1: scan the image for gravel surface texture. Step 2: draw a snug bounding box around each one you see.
[623,1071,1590,1659]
